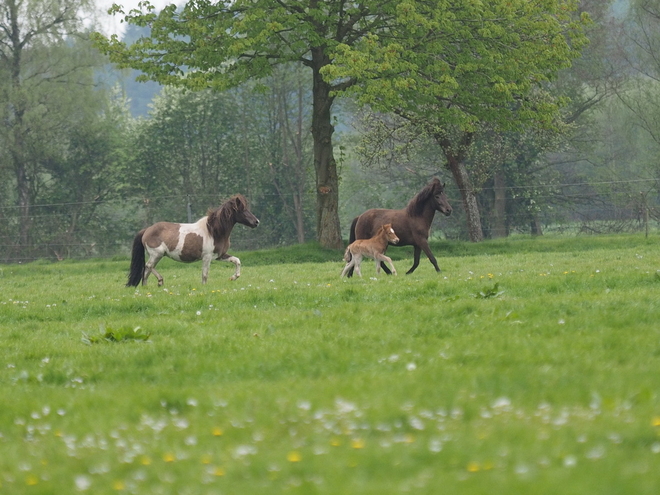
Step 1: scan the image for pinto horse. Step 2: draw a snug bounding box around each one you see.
[347,178,452,276]
[341,223,399,278]
[126,194,259,287]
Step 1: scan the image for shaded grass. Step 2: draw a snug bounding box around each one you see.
[1,234,660,493]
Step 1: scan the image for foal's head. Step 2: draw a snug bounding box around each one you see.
[381,223,399,245]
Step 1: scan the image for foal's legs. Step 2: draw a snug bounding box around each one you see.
[342,253,363,277]
[220,253,241,281]
[341,258,354,277]
[341,262,351,278]
[376,253,397,275]
[341,252,358,277]
[353,254,363,277]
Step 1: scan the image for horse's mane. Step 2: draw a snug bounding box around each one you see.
[406,178,441,216]
[206,194,248,242]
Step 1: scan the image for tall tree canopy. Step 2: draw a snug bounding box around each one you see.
[325,0,590,241]
[94,0,406,248]
[0,0,107,257]
[94,0,589,245]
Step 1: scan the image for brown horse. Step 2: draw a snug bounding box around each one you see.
[126,194,259,287]
[348,178,452,276]
[341,223,399,278]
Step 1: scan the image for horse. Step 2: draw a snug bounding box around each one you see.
[347,177,452,276]
[341,223,399,278]
[126,194,259,287]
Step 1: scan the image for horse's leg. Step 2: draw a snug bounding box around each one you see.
[150,267,164,286]
[418,238,441,272]
[375,258,381,275]
[201,256,213,284]
[376,254,397,276]
[144,253,164,286]
[406,246,422,274]
[220,253,241,280]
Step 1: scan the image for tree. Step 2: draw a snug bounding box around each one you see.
[93,0,410,248]
[130,87,254,222]
[129,72,315,247]
[40,90,134,259]
[259,64,314,244]
[0,0,96,256]
[617,0,660,156]
[324,0,590,241]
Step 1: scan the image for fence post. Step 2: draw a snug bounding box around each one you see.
[187,196,193,223]
[641,191,649,238]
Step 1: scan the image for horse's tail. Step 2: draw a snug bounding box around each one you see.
[126,229,146,287]
[349,216,359,244]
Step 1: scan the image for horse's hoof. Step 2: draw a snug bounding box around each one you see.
[229,275,239,281]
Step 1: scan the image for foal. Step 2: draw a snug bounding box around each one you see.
[341,223,399,278]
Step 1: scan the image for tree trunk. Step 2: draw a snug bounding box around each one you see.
[448,156,484,242]
[492,169,507,238]
[293,193,305,244]
[293,74,306,244]
[14,154,31,251]
[310,48,342,249]
[435,131,483,242]
[8,0,31,253]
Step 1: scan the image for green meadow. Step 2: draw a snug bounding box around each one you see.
[2,234,660,494]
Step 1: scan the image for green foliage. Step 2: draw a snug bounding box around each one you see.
[0,0,135,261]
[474,282,504,299]
[325,0,590,132]
[128,64,316,248]
[82,325,152,345]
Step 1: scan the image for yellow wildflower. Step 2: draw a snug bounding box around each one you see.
[351,439,365,449]
[287,451,302,462]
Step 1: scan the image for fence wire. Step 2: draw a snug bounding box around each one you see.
[0,179,658,264]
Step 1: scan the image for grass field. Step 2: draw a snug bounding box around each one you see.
[1,234,660,494]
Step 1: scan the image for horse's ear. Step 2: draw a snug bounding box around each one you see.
[235,194,247,211]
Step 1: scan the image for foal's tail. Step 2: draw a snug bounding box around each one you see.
[343,246,352,263]
[126,229,146,287]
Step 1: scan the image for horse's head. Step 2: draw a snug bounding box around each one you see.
[232,194,260,228]
[382,223,399,245]
[431,178,452,217]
